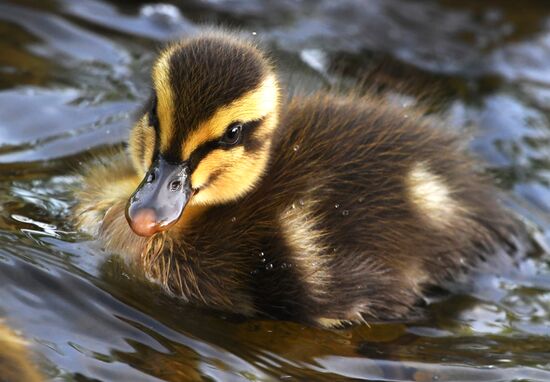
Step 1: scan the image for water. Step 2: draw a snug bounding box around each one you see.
[1,0,550,380]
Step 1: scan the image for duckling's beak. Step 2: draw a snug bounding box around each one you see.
[125,156,192,237]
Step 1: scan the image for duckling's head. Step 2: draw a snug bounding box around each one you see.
[126,31,279,236]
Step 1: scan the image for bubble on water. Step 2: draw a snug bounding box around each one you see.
[140,4,183,25]
[342,210,349,216]
[334,203,340,209]
[252,31,257,36]
[230,217,237,223]
[260,258,266,263]
[265,263,273,270]
[259,251,265,257]
[250,269,259,276]
[293,145,300,151]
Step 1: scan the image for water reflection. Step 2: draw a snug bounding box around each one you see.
[0,0,550,381]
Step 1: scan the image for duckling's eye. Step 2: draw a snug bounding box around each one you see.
[221,123,243,145]
[169,180,182,192]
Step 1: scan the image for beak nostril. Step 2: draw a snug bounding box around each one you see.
[169,180,182,192]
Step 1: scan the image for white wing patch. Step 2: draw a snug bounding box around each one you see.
[407,162,464,227]
[279,200,330,296]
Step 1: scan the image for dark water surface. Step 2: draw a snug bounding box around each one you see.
[1,0,550,381]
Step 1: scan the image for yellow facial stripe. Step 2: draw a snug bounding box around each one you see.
[139,120,156,171]
[182,75,279,159]
[128,115,156,174]
[152,45,177,152]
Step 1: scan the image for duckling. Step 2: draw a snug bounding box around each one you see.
[75,29,521,327]
[0,322,42,382]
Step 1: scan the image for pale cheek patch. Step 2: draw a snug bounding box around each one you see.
[407,162,463,227]
[190,149,230,189]
[190,146,269,205]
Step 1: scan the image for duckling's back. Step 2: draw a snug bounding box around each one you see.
[232,92,521,325]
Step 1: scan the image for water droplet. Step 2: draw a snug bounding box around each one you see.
[293,145,300,151]
[358,197,365,203]
[230,217,237,223]
[252,31,257,36]
[265,263,273,270]
[342,210,349,216]
[334,203,340,209]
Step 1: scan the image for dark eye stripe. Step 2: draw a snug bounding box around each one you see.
[148,90,159,130]
[188,139,220,172]
[187,118,264,172]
